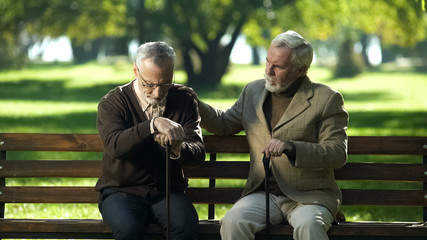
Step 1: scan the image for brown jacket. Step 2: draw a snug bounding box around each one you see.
[199,76,348,217]
[95,80,205,199]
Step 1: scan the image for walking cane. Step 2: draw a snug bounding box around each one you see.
[262,154,271,240]
[165,143,171,240]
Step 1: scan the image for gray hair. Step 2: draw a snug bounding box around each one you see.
[271,31,313,71]
[135,41,176,68]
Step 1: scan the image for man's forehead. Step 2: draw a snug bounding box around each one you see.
[267,45,292,63]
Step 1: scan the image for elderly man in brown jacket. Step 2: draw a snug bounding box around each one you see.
[96,41,205,240]
[191,30,348,240]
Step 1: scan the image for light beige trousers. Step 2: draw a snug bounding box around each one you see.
[220,191,333,240]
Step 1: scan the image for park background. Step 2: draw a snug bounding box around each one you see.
[0,0,426,232]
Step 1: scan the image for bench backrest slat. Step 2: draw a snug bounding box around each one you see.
[1,134,426,155]
[0,160,424,182]
[0,160,101,178]
[348,136,427,155]
[0,133,103,152]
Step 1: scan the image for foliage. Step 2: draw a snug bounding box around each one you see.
[0,0,127,67]
[244,0,427,47]
[1,0,426,81]
[243,0,427,77]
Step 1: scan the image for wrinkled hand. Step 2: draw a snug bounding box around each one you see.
[154,133,182,153]
[153,117,185,146]
[262,139,291,158]
[175,84,200,103]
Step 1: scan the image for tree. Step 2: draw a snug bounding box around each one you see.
[0,0,127,66]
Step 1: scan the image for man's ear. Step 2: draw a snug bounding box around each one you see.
[297,66,308,77]
[133,63,138,78]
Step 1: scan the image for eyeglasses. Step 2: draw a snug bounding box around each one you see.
[135,64,175,89]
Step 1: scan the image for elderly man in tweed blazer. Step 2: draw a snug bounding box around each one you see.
[192,30,348,240]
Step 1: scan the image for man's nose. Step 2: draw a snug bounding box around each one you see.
[152,86,162,99]
[265,63,274,75]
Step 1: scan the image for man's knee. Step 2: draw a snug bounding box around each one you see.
[221,206,248,227]
[289,205,333,240]
[112,221,145,240]
[170,219,198,240]
[293,215,329,231]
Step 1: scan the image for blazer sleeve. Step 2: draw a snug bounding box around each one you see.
[198,85,248,136]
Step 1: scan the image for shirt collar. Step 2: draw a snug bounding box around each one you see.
[133,79,151,112]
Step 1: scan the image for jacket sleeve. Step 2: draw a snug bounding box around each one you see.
[97,93,152,160]
[175,94,206,167]
[198,85,247,136]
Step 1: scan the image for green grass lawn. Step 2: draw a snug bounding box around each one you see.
[0,62,426,224]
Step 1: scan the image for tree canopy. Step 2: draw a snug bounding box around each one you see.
[1,0,426,82]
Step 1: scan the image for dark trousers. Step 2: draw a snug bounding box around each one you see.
[99,189,199,240]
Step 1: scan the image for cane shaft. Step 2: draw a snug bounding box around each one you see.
[166,143,171,240]
[263,155,271,240]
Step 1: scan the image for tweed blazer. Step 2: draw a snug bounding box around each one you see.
[198,76,348,216]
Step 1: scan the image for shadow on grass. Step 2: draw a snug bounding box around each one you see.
[0,79,120,102]
[341,91,398,102]
[348,111,427,129]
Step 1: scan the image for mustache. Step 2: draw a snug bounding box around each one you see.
[264,74,278,84]
[264,74,276,82]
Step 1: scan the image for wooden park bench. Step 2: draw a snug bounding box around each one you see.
[0,133,426,239]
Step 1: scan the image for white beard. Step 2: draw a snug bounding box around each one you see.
[264,74,287,93]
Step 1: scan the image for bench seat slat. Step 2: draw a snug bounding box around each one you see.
[0,187,424,206]
[1,160,425,182]
[0,219,426,237]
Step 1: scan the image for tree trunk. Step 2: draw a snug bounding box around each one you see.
[71,38,103,64]
[185,18,245,89]
[334,39,364,78]
[182,43,197,85]
[252,46,260,65]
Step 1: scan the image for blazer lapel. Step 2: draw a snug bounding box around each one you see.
[273,77,313,130]
[254,84,271,134]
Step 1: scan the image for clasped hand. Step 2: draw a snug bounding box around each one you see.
[262,139,290,158]
[153,117,185,149]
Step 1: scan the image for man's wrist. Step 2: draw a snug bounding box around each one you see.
[150,117,158,134]
[283,141,296,157]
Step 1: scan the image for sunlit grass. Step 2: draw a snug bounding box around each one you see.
[0,101,96,116]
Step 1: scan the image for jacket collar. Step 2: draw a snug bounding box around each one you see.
[274,76,313,131]
[254,76,314,132]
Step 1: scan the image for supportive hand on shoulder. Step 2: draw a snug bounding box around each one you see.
[175,84,200,103]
